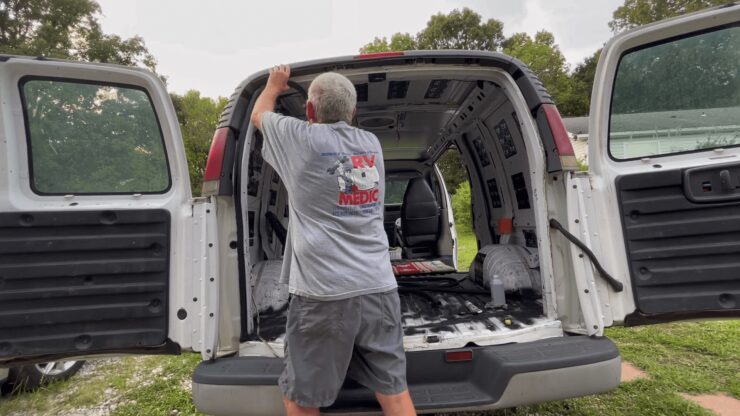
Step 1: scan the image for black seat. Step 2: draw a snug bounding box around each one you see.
[399,178,440,258]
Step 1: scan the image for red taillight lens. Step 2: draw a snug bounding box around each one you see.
[542,104,578,171]
[202,128,229,194]
[445,350,473,363]
[355,51,405,59]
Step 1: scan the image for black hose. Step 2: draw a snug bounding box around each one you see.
[549,218,624,292]
[396,276,460,288]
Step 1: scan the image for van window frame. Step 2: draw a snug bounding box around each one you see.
[607,23,740,162]
[18,75,173,196]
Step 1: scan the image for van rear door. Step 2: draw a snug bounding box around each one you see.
[588,4,740,325]
[0,57,196,365]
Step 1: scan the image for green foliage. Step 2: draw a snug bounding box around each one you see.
[503,30,575,115]
[171,90,228,196]
[360,33,416,53]
[359,8,503,53]
[24,79,169,193]
[564,49,601,117]
[416,8,504,51]
[610,0,730,32]
[0,0,157,71]
[451,181,472,231]
[436,148,468,195]
[456,228,478,271]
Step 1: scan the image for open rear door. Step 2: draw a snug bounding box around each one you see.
[0,57,195,365]
[588,4,740,325]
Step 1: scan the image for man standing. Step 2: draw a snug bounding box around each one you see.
[250,65,416,416]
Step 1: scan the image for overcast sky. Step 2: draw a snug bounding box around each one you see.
[95,0,624,99]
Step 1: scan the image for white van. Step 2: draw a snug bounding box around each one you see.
[1,5,739,415]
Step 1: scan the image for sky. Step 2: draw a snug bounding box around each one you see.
[95,0,624,99]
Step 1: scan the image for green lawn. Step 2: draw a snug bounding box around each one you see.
[1,229,738,415]
[457,227,478,271]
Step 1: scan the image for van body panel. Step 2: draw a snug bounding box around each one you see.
[0,57,196,365]
[588,4,740,324]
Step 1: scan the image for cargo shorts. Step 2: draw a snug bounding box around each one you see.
[278,289,407,408]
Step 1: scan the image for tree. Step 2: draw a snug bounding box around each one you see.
[436,148,469,195]
[609,0,730,32]
[171,91,229,195]
[359,8,504,53]
[416,8,504,51]
[562,49,601,117]
[0,0,157,71]
[503,31,575,114]
[360,33,416,53]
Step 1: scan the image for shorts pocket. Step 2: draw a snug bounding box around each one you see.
[381,291,402,329]
[296,297,339,335]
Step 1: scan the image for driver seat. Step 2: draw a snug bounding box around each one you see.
[397,177,440,259]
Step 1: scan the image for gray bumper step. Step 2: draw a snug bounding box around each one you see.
[193,336,620,415]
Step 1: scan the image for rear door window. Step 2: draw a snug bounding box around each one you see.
[609,26,740,160]
[21,78,170,194]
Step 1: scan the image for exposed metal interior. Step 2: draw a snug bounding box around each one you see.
[240,65,561,352]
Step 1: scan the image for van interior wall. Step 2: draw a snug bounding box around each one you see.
[452,98,538,251]
[242,70,551,342]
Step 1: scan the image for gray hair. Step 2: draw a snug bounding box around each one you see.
[308,72,356,124]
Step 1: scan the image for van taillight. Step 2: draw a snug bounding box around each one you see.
[355,51,405,59]
[445,349,473,363]
[202,127,229,195]
[542,104,578,171]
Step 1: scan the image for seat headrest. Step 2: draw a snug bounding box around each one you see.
[403,177,437,207]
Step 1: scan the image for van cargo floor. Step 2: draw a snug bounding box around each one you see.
[246,274,558,350]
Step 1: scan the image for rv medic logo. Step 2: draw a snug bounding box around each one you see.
[326,154,380,206]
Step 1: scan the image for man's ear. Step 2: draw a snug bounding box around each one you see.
[306,100,316,123]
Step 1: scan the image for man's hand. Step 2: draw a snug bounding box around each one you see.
[267,64,291,94]
[251,64,291,130]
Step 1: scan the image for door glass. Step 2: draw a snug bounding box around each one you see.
[21,79,170,194]
[610,26,740,160]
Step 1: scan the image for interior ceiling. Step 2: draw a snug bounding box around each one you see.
[277,76,478,160]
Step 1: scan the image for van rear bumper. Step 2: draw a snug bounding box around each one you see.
[192,336,620,416]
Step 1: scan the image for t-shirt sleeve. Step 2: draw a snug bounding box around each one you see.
[259,112,311,187]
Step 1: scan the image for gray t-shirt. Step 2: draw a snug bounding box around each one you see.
[260,111,397,300]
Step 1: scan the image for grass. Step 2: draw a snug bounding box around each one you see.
[1,230,738,415]
[457,227,478,271]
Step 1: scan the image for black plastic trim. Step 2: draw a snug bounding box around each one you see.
[616,169,740,317]
[0,209,173,361]
[1,339,181,367]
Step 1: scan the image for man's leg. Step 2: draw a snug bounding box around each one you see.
[283,396,320,416]
[279,296,360,413]
[375,390,417,416]
[348,291,416,415]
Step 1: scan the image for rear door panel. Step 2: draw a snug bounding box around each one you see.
[0,209,171,357]
[0,58,194,364]
[616,167,740,319]
[588,5,740,324]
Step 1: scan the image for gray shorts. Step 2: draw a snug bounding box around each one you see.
[278,289,407,408]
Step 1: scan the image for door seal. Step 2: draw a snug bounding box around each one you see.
[549,219,624,292]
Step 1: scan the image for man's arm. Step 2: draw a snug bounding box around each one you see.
[250,64,291,130]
